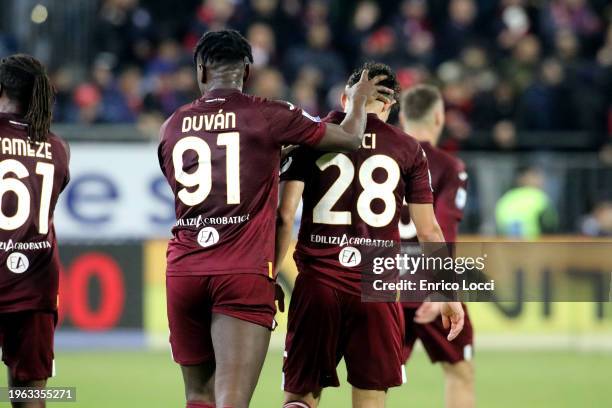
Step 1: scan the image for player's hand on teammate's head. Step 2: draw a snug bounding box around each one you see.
[345,69,394,106]
[414,301,441,324]
[275,283,286,313]
[441,301,465,341]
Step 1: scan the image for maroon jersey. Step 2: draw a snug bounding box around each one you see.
[399,141,467,242]
[158,89,325,277]
[0,113,70,313]
[281,111,433,295]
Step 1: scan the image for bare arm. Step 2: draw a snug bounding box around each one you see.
[409,202,464,339]
[317,70,394,152]
[408,203,445,243]
[275,180,305,273]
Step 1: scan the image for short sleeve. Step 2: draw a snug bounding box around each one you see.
[262,100,326,147]
[405,144,434,204]
[280,147,310,182]
[434,159,468,241]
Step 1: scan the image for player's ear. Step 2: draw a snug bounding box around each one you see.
[434,109,443,126]
[384,99,396,112]
[340,92,347,110]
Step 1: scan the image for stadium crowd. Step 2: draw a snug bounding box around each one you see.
[2,0,612,152]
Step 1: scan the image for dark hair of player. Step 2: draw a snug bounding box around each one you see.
[347,62,401,116]
[0,54,54,142]
[193,29,254,67]
[401,84,442,122]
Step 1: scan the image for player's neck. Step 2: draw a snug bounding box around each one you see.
[205,81,242,93]
[402,123,436,145]
[0,96,20,115]
[348,104,388,122]
[203,71,244,94]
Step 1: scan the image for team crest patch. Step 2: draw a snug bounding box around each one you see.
[197,227,220,248]
[338,246,361,267]
[6,252,29,273]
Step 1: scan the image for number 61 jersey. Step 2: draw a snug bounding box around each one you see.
[281,111,433,296]
[0,113,70,313]
[158,89,325,277]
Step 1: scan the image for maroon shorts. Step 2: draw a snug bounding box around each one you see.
[166,273,276,365]
[403,304,473,364]
[283,273,405,394]
[0,311,55,382]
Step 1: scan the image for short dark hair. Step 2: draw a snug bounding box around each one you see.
[193,29,253,67]
[0,54,54,142]
[347,62,400,116]
[401,84,442,122]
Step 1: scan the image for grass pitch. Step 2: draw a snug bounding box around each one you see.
[1,349,610,407]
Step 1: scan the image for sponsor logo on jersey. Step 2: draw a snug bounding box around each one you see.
[197,227,220,248]
[6,251,29,273]
[338,246,361,267]
[0,239,52,252]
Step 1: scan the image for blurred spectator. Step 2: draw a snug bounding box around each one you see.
[0,0,607,152]
[580,201,612,236]
[495,0,533,52]
[495,166,558,239]
[249,67,287,100]
[492,120,517,150]
[94,0,155,67]
[285,22,346,89]
[246,22,277,67]
[436,0,478,62]
[517,58,579,131]
[502,34,542,93]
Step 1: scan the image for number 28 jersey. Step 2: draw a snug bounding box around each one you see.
[158,89,325,277]
[281,111,433,295]
[0,113,70,313]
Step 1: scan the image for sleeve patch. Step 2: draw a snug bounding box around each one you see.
[455,187,467,209]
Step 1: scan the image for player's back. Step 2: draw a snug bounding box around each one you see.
[0,113,70,312]
[282,111,432,295]
[158,89,325,277]
[399,141,467,243]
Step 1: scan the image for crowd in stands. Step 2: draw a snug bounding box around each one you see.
[2,0,612,151]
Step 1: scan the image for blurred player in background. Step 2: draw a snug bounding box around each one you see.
[157,30,389,408]
[0,54,70,407]
[399,85,475,408]
[276,63,465,408]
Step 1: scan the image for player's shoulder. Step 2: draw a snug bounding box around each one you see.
[159,101,197,141]
[422,142,465,174]
[253,96,303,115]
[47,131,71,163]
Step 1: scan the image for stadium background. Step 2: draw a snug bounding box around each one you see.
[1,0,612,406]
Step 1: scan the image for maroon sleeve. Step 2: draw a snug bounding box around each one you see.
[434,159,468,242]
[57,137,71,191]
[405,144,434,204]
[261,100,326,147]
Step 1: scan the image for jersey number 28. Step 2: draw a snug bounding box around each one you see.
[313,153,400,228]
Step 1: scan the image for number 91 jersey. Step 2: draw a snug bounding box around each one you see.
[0,113,70,313]
[281,111,433,296]
[158,89,326,278]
